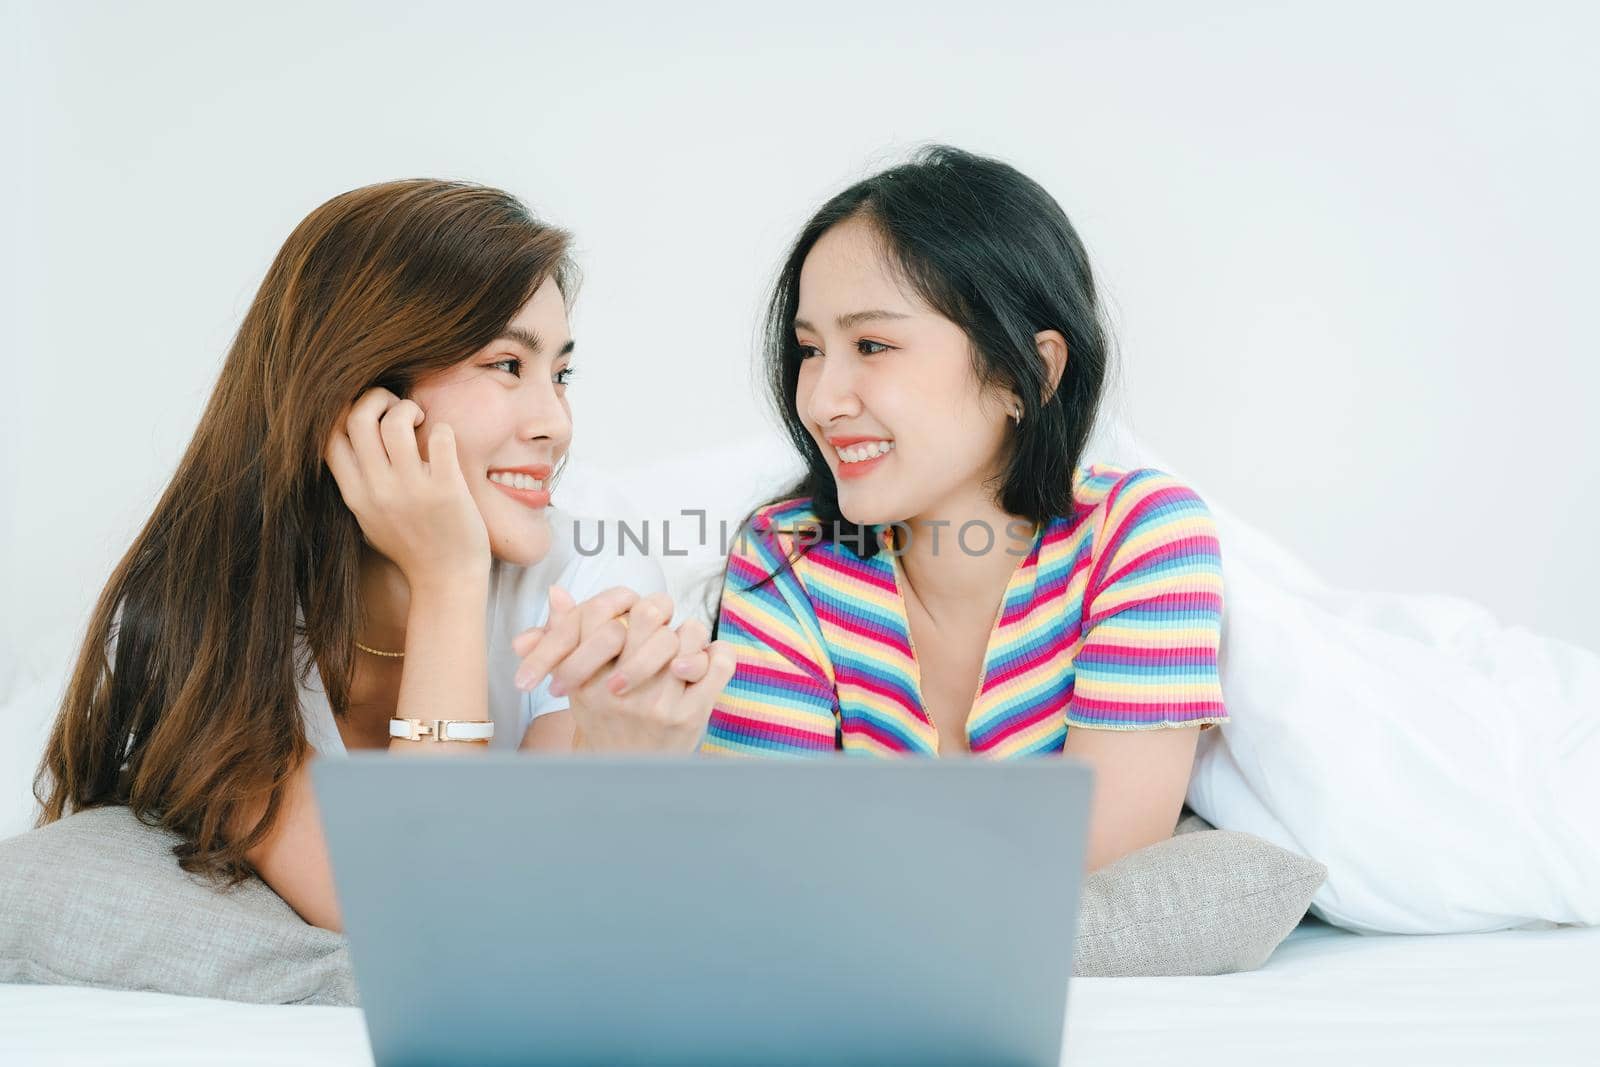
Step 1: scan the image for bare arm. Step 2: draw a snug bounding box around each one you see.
[244,389,496,930]
[1064,725,1201,872]
[244,584,491,931]
[244,594,489,930]
[521,709,576,751]
[244,761,341,929]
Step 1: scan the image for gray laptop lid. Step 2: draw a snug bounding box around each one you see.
[313,755,1091,1067]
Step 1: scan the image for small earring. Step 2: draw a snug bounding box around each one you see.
[1009,404,1023,424]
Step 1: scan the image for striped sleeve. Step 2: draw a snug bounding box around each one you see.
[701,515,840,756]
[1066,469,1228,731]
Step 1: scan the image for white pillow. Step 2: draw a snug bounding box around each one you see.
[1110,437,1600,933]
[1188,539,1600,933]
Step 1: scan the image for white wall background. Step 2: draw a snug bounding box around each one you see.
[4,0,1597,701]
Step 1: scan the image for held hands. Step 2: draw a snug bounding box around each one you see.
[324,387,491,590]
[512,586,736,753]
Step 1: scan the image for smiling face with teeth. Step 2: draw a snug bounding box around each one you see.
[408,276,575,567]
[794,217,1020,530]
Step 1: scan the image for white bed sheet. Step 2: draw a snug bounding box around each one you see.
[2,921,1597,1066]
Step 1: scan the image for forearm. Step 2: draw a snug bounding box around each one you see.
[389,576,491,755]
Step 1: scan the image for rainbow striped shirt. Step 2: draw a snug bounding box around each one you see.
[703,465,1228,758]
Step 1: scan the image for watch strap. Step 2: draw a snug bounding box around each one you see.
[388,718,496,743]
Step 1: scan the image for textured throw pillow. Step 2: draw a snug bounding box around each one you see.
[0,806,1322,1003]
[1073,811,1327,977]
[0,806,355,1005]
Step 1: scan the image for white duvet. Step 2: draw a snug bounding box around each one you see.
[1187,488,1600,933]
[3,922,1597,1066]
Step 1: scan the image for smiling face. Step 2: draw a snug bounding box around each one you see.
[410,275,575,567]
[794,217,1016,530]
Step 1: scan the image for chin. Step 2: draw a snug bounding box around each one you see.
[487,514,553,568]
[833,488,903,531]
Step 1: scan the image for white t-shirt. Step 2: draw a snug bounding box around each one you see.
[298,507,668,755]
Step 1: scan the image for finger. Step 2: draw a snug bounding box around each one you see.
[607,625,684,697]
[346,388,403,484]
[669,619,712,682]
[575,586,643,644]
[513,612,581,692]
[523,585,638,694]
[620,593,673,660]
[513,585,581,688]
[511,626,544,658]
[423,422,461,484]
[350,386,400,424]
[670,651,710,684]
[549,584,576,613]
[378,399,426,478]
[550,619,629,698]
[683,640,738,704]
[323,423,364,503]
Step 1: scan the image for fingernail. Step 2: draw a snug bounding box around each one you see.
[514,666,536,690]
[548,678,566,697]
[672,658,692,673]
[606,672,628,696]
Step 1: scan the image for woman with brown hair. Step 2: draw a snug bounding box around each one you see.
[34,179,735,931]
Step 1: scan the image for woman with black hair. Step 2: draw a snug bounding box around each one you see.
[704,147,1228,871]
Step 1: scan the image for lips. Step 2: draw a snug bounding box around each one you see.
[835,446,893,480]
[486,463,553,510]
[489,480,550,509]
[488,463,554,480]
[823,433,895,481]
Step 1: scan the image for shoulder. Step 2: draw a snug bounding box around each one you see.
[1073,465,1216,534]
[1069,465,1220,571]
[1072,464,1210,517]
[1065,466,1224,609]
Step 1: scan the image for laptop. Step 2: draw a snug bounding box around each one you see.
[313,754,1093,1067]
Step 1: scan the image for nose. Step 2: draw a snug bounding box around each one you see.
[803,349,863,429]
[517,376,573,450]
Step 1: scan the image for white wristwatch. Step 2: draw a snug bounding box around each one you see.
[388,718,496,743]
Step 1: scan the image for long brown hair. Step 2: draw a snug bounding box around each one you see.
[35,180,574,882]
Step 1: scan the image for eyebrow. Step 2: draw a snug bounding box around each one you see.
[793,309,913,334]
[494,326,576,358]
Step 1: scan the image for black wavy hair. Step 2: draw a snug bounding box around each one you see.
[758,143,1110,545]
[708,146,1114,630]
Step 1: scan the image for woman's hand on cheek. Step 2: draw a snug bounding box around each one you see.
[324,387,491,591]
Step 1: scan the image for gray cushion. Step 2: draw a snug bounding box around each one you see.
[1073,811,1328,976]
[0,806,1322,1003]
[0,807,355,1005]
